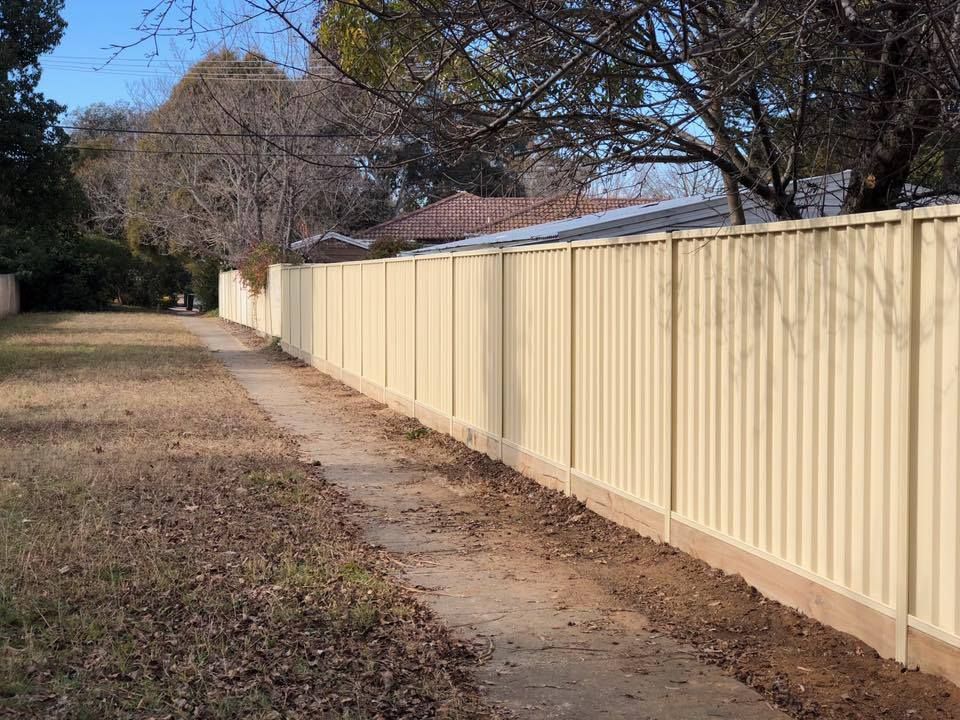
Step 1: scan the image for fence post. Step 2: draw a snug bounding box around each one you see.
[322,266,328,363]
[339,265,344,381]
[359,264,364,383]
[383,260,388,389]
[896,209,921,665]
[564,244,574,497]
[498,249,505,460]
[449,254,456,435]
[666,232,678,544]
[412,257,418,415]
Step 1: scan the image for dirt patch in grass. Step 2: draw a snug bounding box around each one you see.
[225,321,960,720]
[0,313,496,719]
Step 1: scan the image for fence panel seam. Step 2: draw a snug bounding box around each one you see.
[897,210,920,664]
[667,232,677,543]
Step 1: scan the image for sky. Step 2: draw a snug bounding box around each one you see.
[38,0,191,113]
[37,0,307,115]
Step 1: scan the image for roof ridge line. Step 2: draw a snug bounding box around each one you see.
[360,191,481,233]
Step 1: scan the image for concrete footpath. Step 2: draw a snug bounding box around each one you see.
[184,315,787,720]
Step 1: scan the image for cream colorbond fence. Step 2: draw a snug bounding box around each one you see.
[0,274,19,319]
[220,206,960,686]
[218,267,282,336]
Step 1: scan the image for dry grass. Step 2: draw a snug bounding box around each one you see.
[0,313,493,719]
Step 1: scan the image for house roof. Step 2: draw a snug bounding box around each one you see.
[474,194,655,234]
[403,173,867,256]
[404,195,734,255]
[359,191,654,244]
[290,231,374,252]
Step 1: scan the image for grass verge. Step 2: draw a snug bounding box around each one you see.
[0,313,492,719]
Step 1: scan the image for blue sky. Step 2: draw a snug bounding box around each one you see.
[38,0,190,112]
[38,0,307,115]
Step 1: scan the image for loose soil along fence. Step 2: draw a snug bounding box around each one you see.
[221,204,960,687]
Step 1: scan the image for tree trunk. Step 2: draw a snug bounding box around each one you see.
[723,172,746,225]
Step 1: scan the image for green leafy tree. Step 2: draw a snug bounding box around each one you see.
[0,0,89,308]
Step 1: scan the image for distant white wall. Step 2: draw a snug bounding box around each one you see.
[0,274,19,319]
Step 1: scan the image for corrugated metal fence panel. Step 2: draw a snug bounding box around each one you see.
[238,273,245,325]
[362,262,387,385]
[312,267,327,362]
[416,256,452,414]
[503,248,568,465]
[238,281,248,326]
[572,239,671,508]
[342,265,363,374]
[280,267,292,346]
[299,267,313,355]
[386,260,416,397]
[453,253,501,435]
[223,272,231,321]
[257,289,268,334]
[218,273,225,319]
[674,217,907,610]
[326,265,343,368]
[224,272,231,321]
[289,267,302,351]
[268,265,283,336]
[914,211,960,639]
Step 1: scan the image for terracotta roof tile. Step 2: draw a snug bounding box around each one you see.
[475,195,653,234]
[358,192,655,245]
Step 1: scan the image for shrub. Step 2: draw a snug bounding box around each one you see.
[187,256,222,311]
[368,238,418,259]
[238,242,283,294]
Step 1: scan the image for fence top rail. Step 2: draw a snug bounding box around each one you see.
[912,204,960,221]
[672,207,916,242]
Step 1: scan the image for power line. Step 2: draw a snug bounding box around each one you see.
[43,55,292,63]
[40,66,323,82]
[41,54,310,65]
[40,56,339,81]
[70,144,363,159]
[61,124,363,139]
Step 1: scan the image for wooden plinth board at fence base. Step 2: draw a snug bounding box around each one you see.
[907,625,960,687]
[450,419,501,461]
[668,518,898,661]
[413,401,450,436]
[500,441,567,494]
[360,378,386,404]
[340,369,363,392]
[383,388,415,417]
[280,342,312,366]
[569,472,665,542]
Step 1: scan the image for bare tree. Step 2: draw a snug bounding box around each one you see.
[113,50,384,263]
[69,103,146,239]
